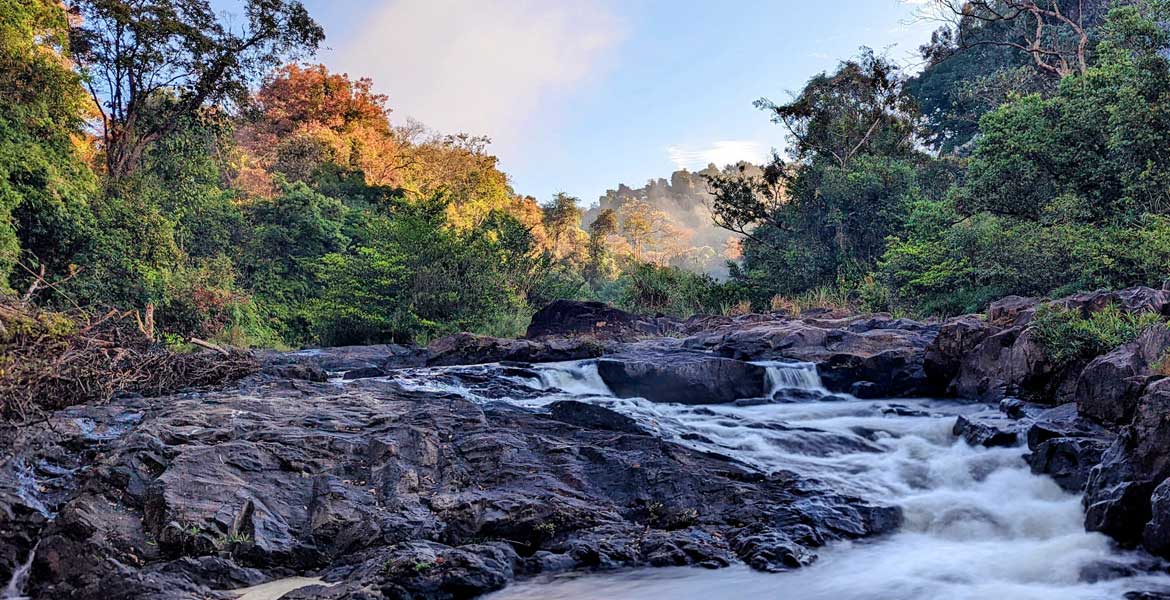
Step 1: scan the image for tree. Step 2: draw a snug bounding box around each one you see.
[754,48,918,169]
[68,0,323,183]
[542,193,586,263]
[1,0,96,291]
[925,0,1097,78]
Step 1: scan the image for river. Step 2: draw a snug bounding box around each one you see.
[394,359,1170,600]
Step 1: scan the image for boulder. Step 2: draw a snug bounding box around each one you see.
[953,412,1022,448]
[1082,380,1170,549]
[1143,478,1170,557]
[1075,326,1170,426]
[426,333,604,366]
[1029,437,1110,493]
[987,295,1038,327]
[596,356,767,404]
[923,315,996,392]
[548,401,645,435]
[525,300,681,341]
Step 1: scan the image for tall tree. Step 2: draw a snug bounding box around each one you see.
[68,0,323,183]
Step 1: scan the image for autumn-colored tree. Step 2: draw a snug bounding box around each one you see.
[236,63,401,194]
[68,0,323,184]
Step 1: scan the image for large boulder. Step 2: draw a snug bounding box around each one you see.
[1075,326,1170,426]
[987,295,1038,327]
[1084,378,1170,549]
[923,315,996,392]
[525,300,681,341]
[596,356,768,404]
[426,333,604,366]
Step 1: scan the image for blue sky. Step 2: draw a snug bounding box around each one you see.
[229,0,938,206]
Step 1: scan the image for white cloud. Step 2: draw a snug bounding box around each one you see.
[332,0,621,153]
[666,141,768,171]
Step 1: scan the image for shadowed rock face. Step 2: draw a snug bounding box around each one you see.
[525,300,683,341]
[5,375,899,599]
[596,357,768,405]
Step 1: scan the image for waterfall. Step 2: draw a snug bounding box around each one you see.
[759,361,825,397]
[535,361,612,397]
[2,544,36,600]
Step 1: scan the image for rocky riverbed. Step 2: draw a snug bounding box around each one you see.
[7,292,1170,599]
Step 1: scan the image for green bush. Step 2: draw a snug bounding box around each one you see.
[1030,303,1166,367]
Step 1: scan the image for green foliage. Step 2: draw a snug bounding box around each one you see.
[310,206,529,345]
[1030,303,1166,367]
[0,0,95,291]
[615,263,744,318]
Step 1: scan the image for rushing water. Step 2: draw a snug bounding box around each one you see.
[1,543,35,600]
[385,359,1170,600]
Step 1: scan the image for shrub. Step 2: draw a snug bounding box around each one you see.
[1030,303,1166,367]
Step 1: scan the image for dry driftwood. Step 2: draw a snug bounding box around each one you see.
[0,300,258,424]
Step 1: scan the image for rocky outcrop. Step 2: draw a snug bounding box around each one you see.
[929,287,1170,405]
[596,356,768,404]
[682,314,937,398]
[426,333,605,367]
[1075,326,1170,426]
[525,300,682,341]
[1083,378,1170,548]
[923,315,995,392]
[7,374,900,599]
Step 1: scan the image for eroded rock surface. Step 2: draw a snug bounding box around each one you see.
[5,375,899,599]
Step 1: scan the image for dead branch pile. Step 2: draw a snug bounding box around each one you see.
[0,301,258,424]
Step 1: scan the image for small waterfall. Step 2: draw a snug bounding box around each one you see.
[759,361,824,396]
[2,544,36,600]
[535,361,613,397]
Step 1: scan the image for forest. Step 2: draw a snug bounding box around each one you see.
[3,0,1170,350]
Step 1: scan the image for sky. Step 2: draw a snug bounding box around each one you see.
[225,0,940,206]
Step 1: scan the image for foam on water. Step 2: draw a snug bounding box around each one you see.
[380,359,1170,599]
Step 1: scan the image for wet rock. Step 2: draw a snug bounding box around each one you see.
[953,412,1022,448]
[881,405,931,418]
[1076,326,1170,426]
[547,401,645,435]
[526,300,681,341]
[1144,478,1170,556]
[1083,434,1157,546]
[261,344,423,373]
[426,333,604,366]
[596,356,767,404]
[341,366,385,380]
[1029,437,1109,492]
[849,381,883,399]
[15,375,898,598]
[684,315,936,398]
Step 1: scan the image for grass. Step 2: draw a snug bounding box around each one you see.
[1030,303,1166,366]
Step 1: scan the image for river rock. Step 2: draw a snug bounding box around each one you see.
[1083,377,1170,548]
[923,315,996,392]
[426,333,605,366]
[525,300,682,341]
[1075,326,1170,426]
[596,356,767,404]
[13,375,899,599]
[683,315,936,398]
[548,401,645,434]
[953,412,1022,448]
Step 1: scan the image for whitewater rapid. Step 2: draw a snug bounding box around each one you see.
[384,359,1170,600]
